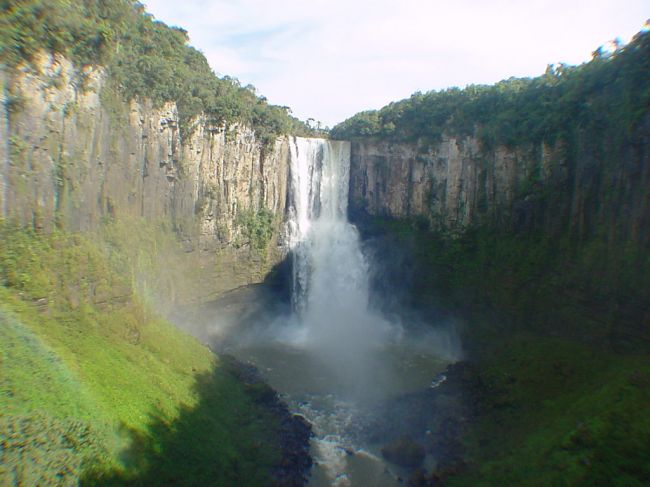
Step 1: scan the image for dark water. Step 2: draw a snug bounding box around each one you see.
[176,286,459,486]
[234,341,448,486]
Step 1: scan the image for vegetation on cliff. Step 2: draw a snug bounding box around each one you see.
[346,25,649,345]
[361,218,650,486]
[367,218,649,352]
[236,208,276,254]
[0,220,285,485]
[346,25,650,342]
[0,0,315,141]
[348,30,650,481]
[331,28,650,148]
[445,336,650,487]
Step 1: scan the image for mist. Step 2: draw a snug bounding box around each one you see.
[175,136,462,397]
[171,136,462,485]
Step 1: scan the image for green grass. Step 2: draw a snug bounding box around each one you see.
[447,335,650,486]
[0,221,281,485]
[363,217,650,485]
[1,307,92,418]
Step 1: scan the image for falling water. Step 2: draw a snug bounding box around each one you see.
[282,137,405,486]
[286,137,396,395]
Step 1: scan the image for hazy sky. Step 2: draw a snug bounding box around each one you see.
[143,0,648,127]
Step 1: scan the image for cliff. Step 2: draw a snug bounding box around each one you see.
[340,54,650,484]
[340,29,650,247]
[349,122,649,244]
[0,50,310,486]
[1,53,292,303]
[346,93,649,350]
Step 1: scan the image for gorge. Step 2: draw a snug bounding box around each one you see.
[191,137,460,485]
[1,3,649,486]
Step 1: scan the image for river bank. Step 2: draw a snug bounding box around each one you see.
[0,223,311,486]
[215,353,313,487]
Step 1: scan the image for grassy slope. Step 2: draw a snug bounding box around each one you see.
[361,218,650,485]
[449,335,650,486]
[0,221,280,485]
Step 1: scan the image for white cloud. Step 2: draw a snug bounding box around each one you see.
[143,0,649,126]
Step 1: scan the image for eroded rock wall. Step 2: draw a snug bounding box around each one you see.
[1,53,291,303]
[349,125,649,244]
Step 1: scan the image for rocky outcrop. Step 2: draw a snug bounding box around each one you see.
[222,356,313,487]
[349,125,650,244]
[1,53,292,302]
[381,436,426,468]
[350,136,520,228]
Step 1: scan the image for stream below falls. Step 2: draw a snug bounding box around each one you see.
[179,286,459,487]
[230,327,453,486]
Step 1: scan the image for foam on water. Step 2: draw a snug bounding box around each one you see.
[285,138,399,397]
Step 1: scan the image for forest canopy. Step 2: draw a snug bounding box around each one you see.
[0,0,316,141]
[331,28,650,148]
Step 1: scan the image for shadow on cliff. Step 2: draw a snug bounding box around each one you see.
[354,212,461,327]
[169,252,294,349]
[82,361,300,487]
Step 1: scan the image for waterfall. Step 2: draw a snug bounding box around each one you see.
[286,137,394,393]
[287,137,351,311]
[220,136,458,486]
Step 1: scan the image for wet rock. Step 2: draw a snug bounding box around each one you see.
[220,354,313,486]
[407,468,441,487]
[381,435,426,468]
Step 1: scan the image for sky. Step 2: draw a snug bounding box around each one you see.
[142,0,649,127]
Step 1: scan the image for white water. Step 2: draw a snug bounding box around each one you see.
[286,137,397,396]
[284,137,407,485]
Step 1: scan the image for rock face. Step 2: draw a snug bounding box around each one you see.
[349,126,650,244]
[349,125,650,351]
[381,435,426,468]
[0,69,9,219]
[222,356,313,487]
[1,53,292,302]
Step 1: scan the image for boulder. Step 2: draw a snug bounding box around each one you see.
[381,435,426,468]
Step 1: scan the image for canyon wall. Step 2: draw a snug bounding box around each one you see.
[348,120,650,349]
[349,122,650,245]
[1,54,291,303]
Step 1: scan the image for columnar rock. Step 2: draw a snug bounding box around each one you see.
[349,136,538,229]
[1,53,292,302]
[0,68,9,219]
[349,125,649,244]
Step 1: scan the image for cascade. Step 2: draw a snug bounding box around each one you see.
[286,137,394,392]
